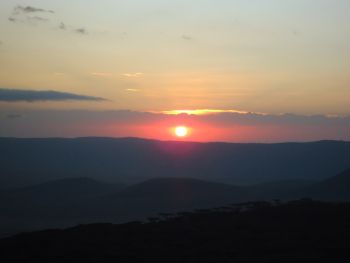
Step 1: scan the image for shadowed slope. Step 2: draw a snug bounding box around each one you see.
[302,168,350,200]
[1,200,350,262]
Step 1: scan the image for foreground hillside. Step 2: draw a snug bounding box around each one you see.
[1,200,350,262]
[1,137,350,187]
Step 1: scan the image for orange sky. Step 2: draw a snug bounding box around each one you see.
[1,110,349,142]
[1,1,350,141]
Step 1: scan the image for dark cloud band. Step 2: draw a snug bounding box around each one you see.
[0,88,106,102]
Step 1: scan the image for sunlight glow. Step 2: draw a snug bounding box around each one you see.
[175,126,188,137]
[161,109,250,115]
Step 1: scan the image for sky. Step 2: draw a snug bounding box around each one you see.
[0,0,349,141]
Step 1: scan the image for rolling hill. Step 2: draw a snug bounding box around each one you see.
[2,168,350,238]
[300,168,350,201]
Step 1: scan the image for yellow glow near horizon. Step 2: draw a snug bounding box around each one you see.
[159,109,271,116]
[161,109,249,116]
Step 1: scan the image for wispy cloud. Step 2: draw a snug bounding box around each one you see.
[75,28,88,35]
[91,72,112,77]
[125,89,140,92]
[64,23,93,35]
[9,5,54,24]
[8,17,19,23]
[182,34,193,40]
[28,16,49,22]
[8,16,50,24]
[59,22,66,30]
[53,72,65,76]
[13,5,54,14]
[122,73,144,78]
[159,109,251,115]
[9,6,89,35]
[0,88,106,102]
[58,23,88,35]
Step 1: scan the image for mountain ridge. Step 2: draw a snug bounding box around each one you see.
[1,137,349,187]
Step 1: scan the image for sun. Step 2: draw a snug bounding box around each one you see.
[175,126,188,137]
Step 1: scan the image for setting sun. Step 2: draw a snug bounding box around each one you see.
[175,126,188,137]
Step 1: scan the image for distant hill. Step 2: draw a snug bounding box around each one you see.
[0,177,124,217]
[2,200,350,262]
[117,177,240,198]
[93,178,247,218]
[0,177,125,237]
[247,179,316,200]
[1,137,349,187]
[2,177,124,204]
[0,177,245,237]
[301,168,350,201]
[2,168,350,238]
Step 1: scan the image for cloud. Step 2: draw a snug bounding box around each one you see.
[58,23,89,35]
[54,72,65,76]
[75,28,88,35]
[14,5,54,14]
[160,109,251,115]
[122,73,144,78]
[9,5,54,24]
[125,89,140,92]
[28,16,49,22]
[0,88,106,102]
[182,35,193,40]
[59,22,66,30]
[91,72,113,77]
[8,17,17,23]
[9,6,90,36]
[9,16,50,24]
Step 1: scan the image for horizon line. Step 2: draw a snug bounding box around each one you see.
[0,136,348,145]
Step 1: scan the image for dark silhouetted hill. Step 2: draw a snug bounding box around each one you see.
[1,137,350,187]
[1,177,124,206]
[1,200,350,262]
[89,178,247,220]
[300,168,350,200]
[117,177,241,199]
[3,168,350,238]
[0,178,125,237]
